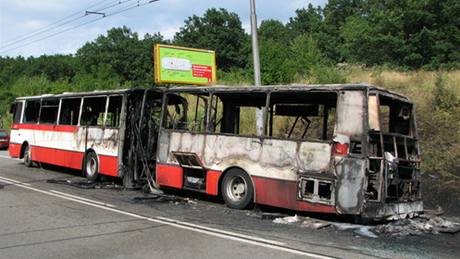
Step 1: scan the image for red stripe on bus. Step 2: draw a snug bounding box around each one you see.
[11,124,78,133]
[99,155,119,177]
[206,170,222,196]
[31,146,84,170]
[29,146,118,177]
[252,176,336,214]
[156,164,183,189]
[8,143,21,158]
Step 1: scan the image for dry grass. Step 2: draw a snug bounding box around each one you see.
[345,67,460,96]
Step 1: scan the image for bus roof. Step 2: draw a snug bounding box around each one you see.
[158,83,410,102]
[14,83,410,103]
[15,88,133,100]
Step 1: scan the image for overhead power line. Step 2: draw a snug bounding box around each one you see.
[0,0,114,46]
[0,0,158,54]
[0,0,137,50]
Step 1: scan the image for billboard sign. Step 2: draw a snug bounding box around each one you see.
[154,44,217,85]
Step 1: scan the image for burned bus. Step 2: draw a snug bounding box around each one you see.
[155,84,422,219]
[9,84,422,219]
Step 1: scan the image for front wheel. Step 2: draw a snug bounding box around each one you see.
[221,169,254,209]
[83,152,99,181]
[23,145,33,167]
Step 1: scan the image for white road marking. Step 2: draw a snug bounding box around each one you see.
[0,155,18,160]
[49,190,116,208]
[0,175,31,186]
[0,175,335,259]
[155,216,285,245]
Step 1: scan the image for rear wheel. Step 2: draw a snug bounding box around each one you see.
[23,145,33,167]
[221,169,254,209]
[83,152,99,181]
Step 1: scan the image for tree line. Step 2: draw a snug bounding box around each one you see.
[0,0,459,119]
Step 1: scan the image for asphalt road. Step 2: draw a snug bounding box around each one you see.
[0,150,459,259]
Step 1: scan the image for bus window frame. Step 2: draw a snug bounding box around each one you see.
[38,98,60,125]
[80,95,109,128]
[160,90,339,145]
[23,98,41,124]
[58,97,83,126]
[105,95,124,129]
[10,101,24,124]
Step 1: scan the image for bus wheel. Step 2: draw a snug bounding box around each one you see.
[83,152,99,181]
[23,145,33,167]
[221,169,254,209]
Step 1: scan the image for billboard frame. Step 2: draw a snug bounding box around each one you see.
[154,44,217,85]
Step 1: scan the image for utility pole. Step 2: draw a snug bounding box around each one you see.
[250,0,264,136]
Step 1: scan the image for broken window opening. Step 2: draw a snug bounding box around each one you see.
[375,95,413,136]
[208,94,224,132]
[81,97,107,126]
[210,92,266,136]
[318,181,332,200]
[303,179,315,198]
[59,98,81,126]
[269,92,337,141]
[164,94,189,130]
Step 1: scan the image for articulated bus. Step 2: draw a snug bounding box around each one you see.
[9,84,423,219]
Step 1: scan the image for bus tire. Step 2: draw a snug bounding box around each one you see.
[83,152,99,181]
[23,144,33,167]
[221,168,254,210]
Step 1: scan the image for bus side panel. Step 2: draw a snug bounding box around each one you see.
[205,170,221,195]
[29,125,81,169]
[156,163,183,189]
[252,176,336,213]
[99,155,118,177]
[9,124,36,158]
[31,145,84,170]
[158,131,336,212]
[8,142,21,158]
[82,127,119,177]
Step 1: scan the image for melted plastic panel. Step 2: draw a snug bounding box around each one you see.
[368,95,380,131]
[335,157,367,214]
[335,91,364,139]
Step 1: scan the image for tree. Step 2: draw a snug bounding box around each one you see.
[259,20,289,42]
[287,4,323,35]
[26,54,76,81]
[76,26,164,84]
[258,39,293,84]
[174,8,249,70]
[287,34,325,75]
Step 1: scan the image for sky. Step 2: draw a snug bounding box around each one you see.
[0,0,326,57]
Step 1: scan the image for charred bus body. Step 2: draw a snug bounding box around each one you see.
[9,84,422,220]
[155,84,422,220]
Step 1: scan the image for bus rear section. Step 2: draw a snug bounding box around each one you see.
[362,92,422,219]
[8,93,125,179]
[8,89,164,186]
[154,85,422,219]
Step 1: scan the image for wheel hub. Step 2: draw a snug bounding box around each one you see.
[227,176,247,201]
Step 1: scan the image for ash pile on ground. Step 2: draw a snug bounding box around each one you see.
[46,178,123,189]
[270,213,460,239]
